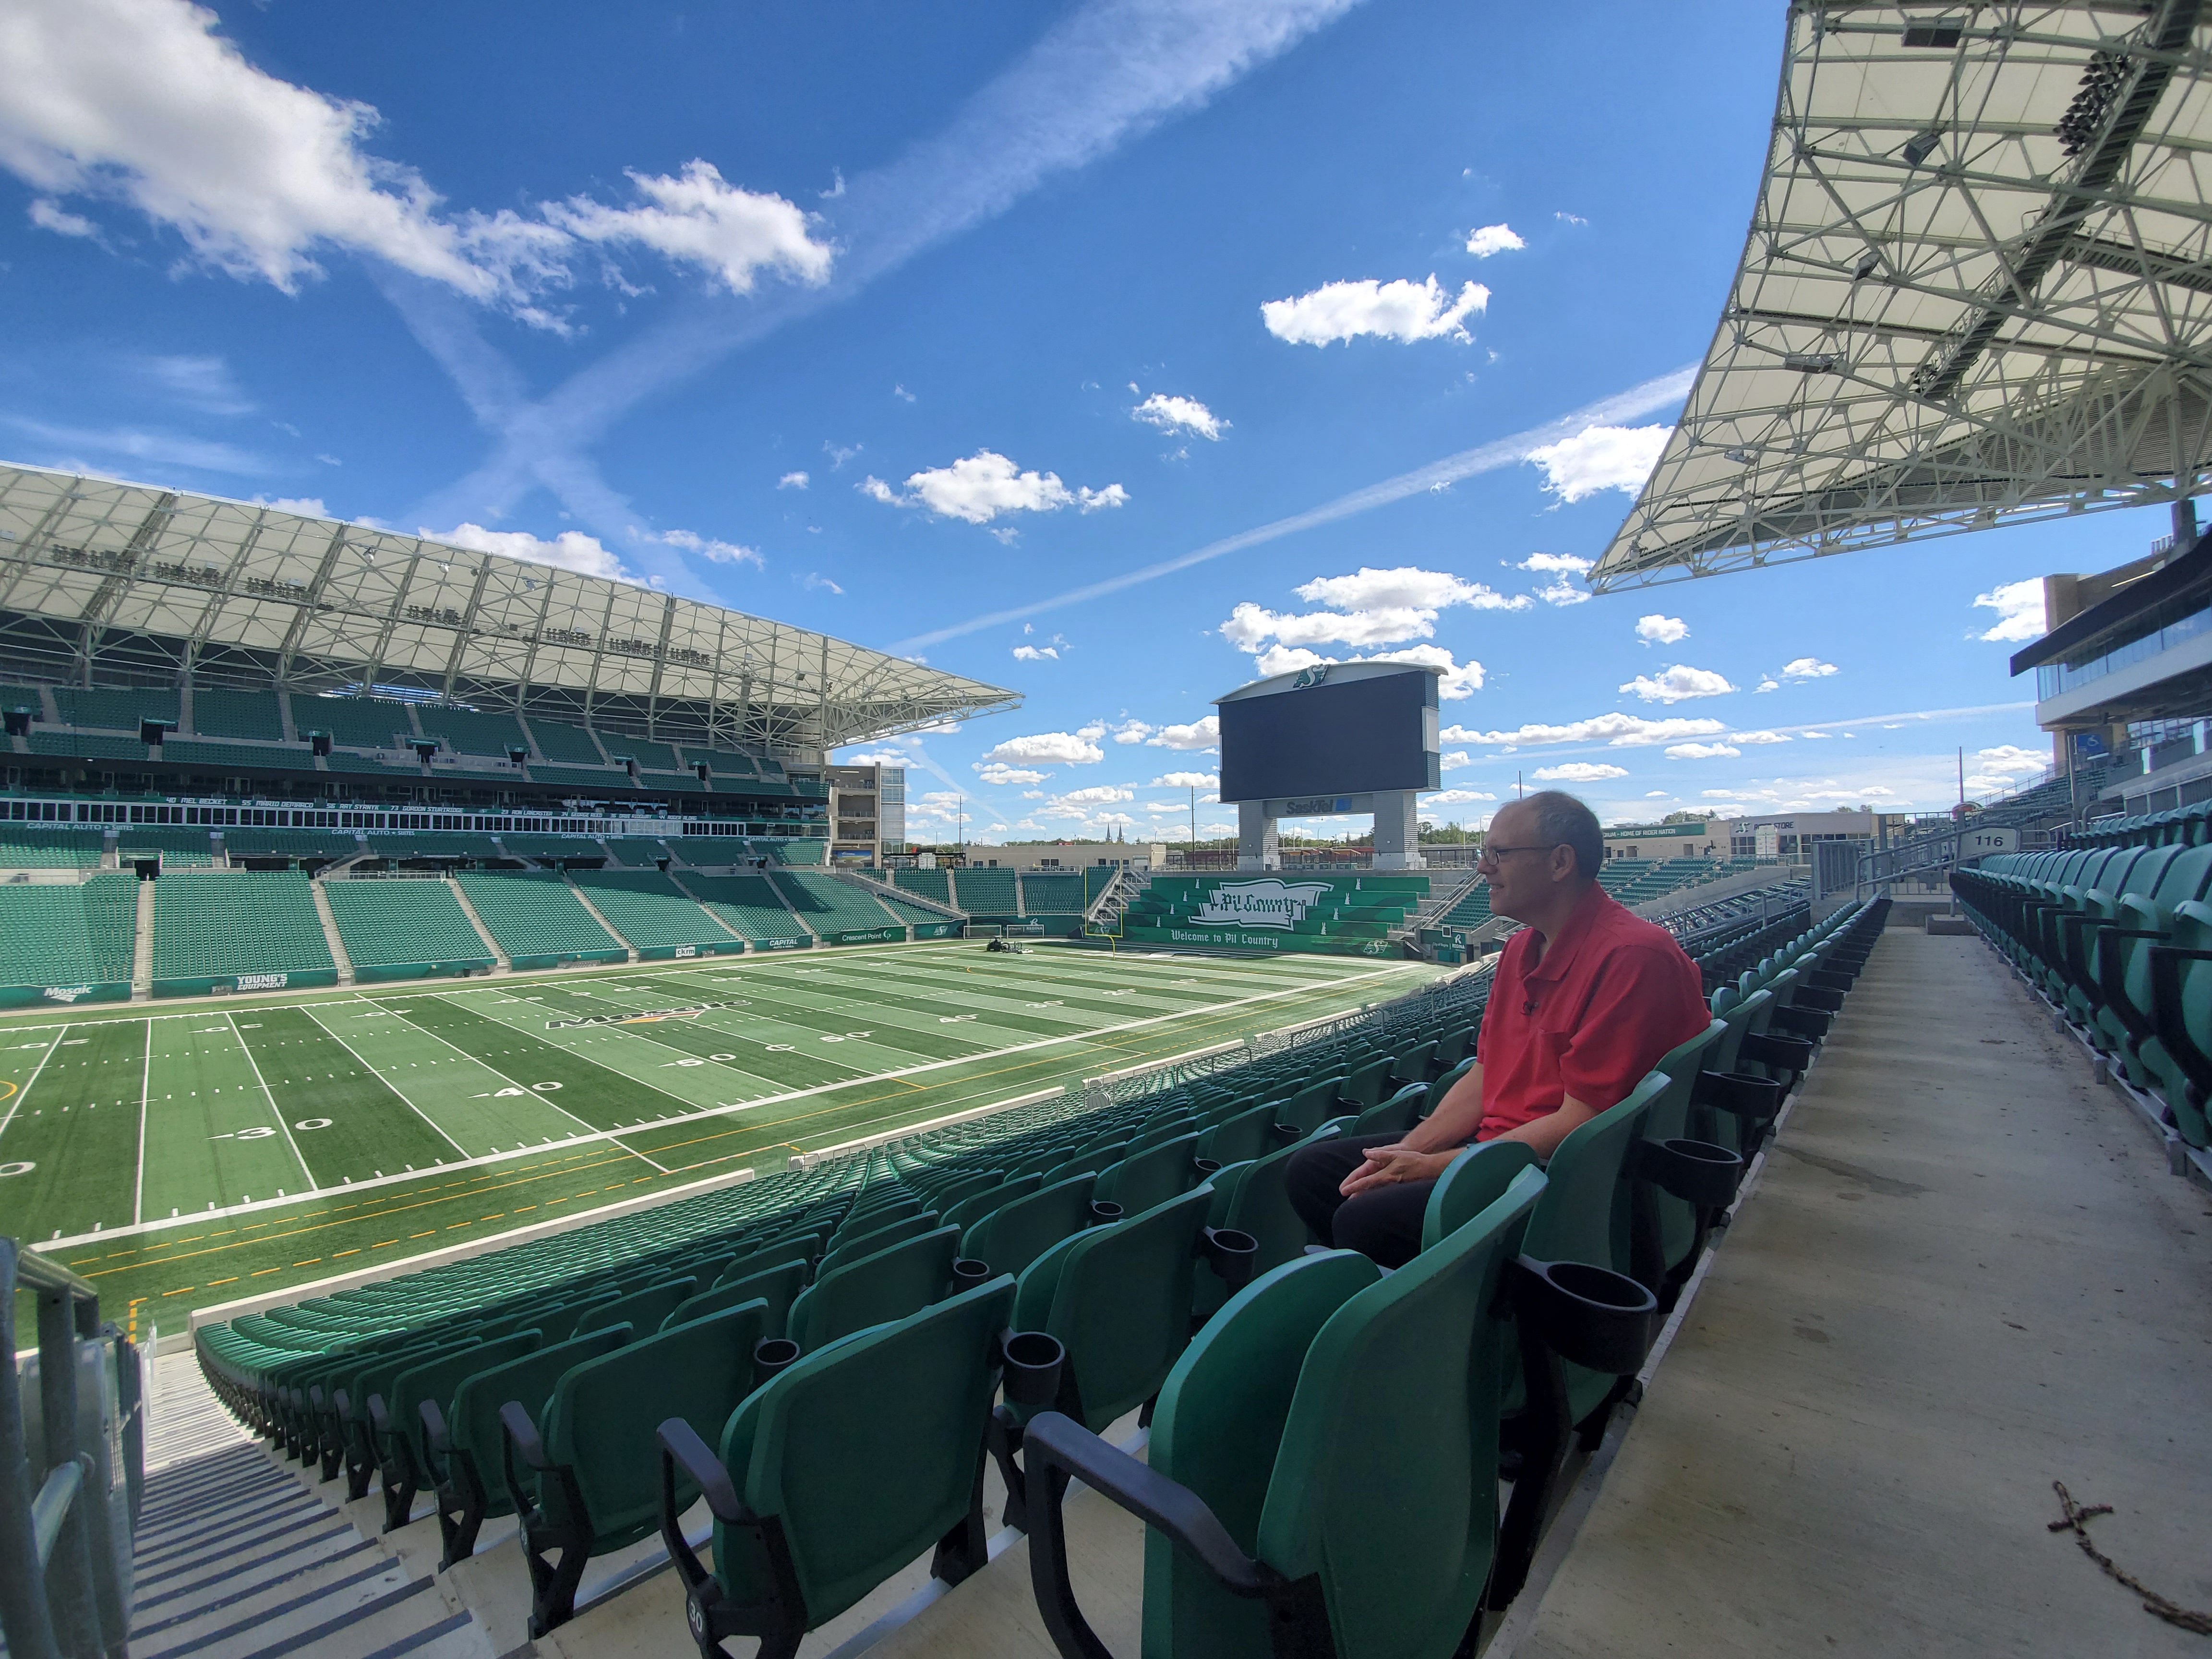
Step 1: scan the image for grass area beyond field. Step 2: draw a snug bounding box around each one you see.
[0,940,1436,1327]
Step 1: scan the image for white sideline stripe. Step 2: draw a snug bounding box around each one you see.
[133,1018,152,1226]
[295,1004,471,1163]
[0,1017,65,1142]
[793,1086,1066,1164]
[48,959,1419,1252]
[227,1012,316,1195]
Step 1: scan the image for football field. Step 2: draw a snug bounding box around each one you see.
[0,940,1434,1324]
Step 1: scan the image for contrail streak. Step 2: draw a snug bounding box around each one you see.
[893,365,1698,652]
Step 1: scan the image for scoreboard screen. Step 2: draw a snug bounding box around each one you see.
[1218,665,1439,803]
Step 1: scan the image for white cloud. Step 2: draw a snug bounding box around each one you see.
[1635,613,1687,646]
[974,763,1049,786]
[840,749,906,766]
[1442,713,1727,747]
[1426,788,1498,804]
[860,449,1127,524]
[1534,577,1589,608]
[1440,751,1470,770]
[1645,791,1669,799]
[1619,664,1737,704]
[893,383,915,402]
[1053,785,1134,807]
[1781,657,1838,680]
[777,470,809,490]
[1533,762,1629,782]
[1972,579,2044,643]
[255,494,326,516]
[1011,645,1059,661]
[1223,565,1527,653]
[644,526,762,566]
[1075,721,1107,740]
[1525,423,1670,503]
[801,571,842,593]
[1974,743,2046,777]
[544,160,831,294]
[29,196,98,238]
[1150,770,1218,789]
[1516,553,1591,575]
[1465,223,1525,258]
[1755,677,1779,693]
[1800,728,1829,738]
[1132,392,1226,441]
[1556,211,1587,226]
[1664,743,1740,760]
[981,731,1104,765]
[1735,729,1791,745]
[425,521,633,581]
[1251,642,1485,698]
[1111,721,1152,745]
[138,352,252,414]
[1146,716,1220,751]
[1260,274,1488,346]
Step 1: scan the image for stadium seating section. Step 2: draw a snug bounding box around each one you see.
[570,870,744,956]
[455,872,626,967]
[418,708,529,757]
[770,868,903,937]
[226,829,361,863]
[520,718,608,764]
[151,872,335,989]
[600,837,671,866]
[117,827,216,866]
[28,732,148,760]
[892,867,952,903]
[524,763,631,789]
[326,879,498,979]
[0,684,48,716]
[1120,874,1425,951]
[321,752,421,775]
[371,834,505,863]
[0,827,107,868]
[296,697,417,749]
[682,874,811,944]
[498,833,608,865]
[190,891,1887,1647]
[189,688,288,741]
[161,738,320,772]
[52,685,177,730]
[0,873,138,999]
[952,867,1019,918]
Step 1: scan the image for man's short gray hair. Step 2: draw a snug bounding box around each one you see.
[1521,791,1603,881]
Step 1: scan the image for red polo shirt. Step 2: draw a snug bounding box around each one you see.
[1473,883,1709,1141]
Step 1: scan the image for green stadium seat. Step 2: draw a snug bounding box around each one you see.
[369,1330,542,1532]
[655,1277,1044,1659]
[502,1301,778,1632]
[785,1226,969,1353]
[574,1276,700,1339]
[815,1211,942,1276]
[961,1173,1102,1278]
[1094,1131,1205,1215]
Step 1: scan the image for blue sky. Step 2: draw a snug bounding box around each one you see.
[0,0,2149,845]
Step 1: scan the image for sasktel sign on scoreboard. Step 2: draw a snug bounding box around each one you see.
[1215,660,1443,871]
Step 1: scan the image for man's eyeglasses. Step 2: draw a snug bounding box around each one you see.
[1476,842,1557,869]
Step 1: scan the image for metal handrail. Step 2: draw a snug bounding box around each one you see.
[1,1238,132,1659]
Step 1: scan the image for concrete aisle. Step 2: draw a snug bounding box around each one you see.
[1508,927,2212,1659]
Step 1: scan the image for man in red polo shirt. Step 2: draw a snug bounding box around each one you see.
[1285,791,1708,1267]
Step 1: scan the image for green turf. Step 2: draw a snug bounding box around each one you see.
[0,940,1437,1323]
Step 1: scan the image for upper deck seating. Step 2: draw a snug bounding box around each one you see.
[522,718,608,764]
[0,827,107,868]
[162,738,320,771]
[418,708,529,757]
[296,696,416,749]
[189,688,288,740]
[52,685,178,730]
[454,872,625,966]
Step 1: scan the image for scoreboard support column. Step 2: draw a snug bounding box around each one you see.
[1236,802,1280,871]
[1371,789,1424,871]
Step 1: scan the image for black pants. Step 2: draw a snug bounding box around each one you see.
[1284,1133,1455,1270]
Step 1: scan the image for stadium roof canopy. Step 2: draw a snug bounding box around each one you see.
[1593,0,2212,592]
[0,463,1015,756]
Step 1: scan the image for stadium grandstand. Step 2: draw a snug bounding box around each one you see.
[9,11,2212,1659]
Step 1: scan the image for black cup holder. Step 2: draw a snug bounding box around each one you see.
[1697,1069,1782,1120]
[1192,1157,1222,1178]
[1636,1137,1744,1208]
[751,1337,801,1382]
[1511,1256,1659,1377]
[1200,1226,1259,1290]
[1088,1200,1124,1225]
[1271,1121,1303,1142]
[951,1257,993,1286]
[997,1328,1066,1407]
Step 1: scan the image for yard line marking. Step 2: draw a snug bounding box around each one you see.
[325,995,672,1175]
[132,1020,152,1226]
[224,1015,316,1193]
[297,1006,474,1163]
[0,1022,64,1142]
[39,958,1423,1250]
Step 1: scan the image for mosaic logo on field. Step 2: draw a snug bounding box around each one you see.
[1190,879,1333,930]
[41,985,92,1004]
[237,973,288,992]
[548,999,742,1030]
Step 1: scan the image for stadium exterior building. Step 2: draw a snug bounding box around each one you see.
[0,464,1012,851]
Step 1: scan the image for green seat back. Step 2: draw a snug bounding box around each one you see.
[1275,1076,1346,1135]
[1388,1040,1438,1084]
[818,1209,940,1274]
[1145,1252,1384,1659]
[1223,1127,1340,1277]
[961,1173,1096,1277]
[1336,1056,1395,1110]
[1011,1186,1214,1431]
[388,1330,541,1484]
[1351,1082,1427,1139]
[574,1276,698,1338]
[1096,1131,1203,1215]
[786,1226,960,1352]
[541,1301,769,1551]
[447,1326,629,1517]
[662,1277,793,1334]
[1251,1168,1545,1659]
[1195,1101,1287,1169]
[1641,1022,1727,1276]
[924,1168,1006,1216]
[1419,1142,1540,1250]
[710,1277,1016,1628]
[942,1172,1042,1232]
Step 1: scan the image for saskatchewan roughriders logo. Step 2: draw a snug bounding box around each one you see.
[1191,879,1333,929]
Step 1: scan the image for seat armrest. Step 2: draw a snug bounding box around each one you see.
[654,1417,747,1523]
[367,1393,390,1435]
[498,1401,549,1471]
[418,1398,450,1454]
[1793,985,1845,1013]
